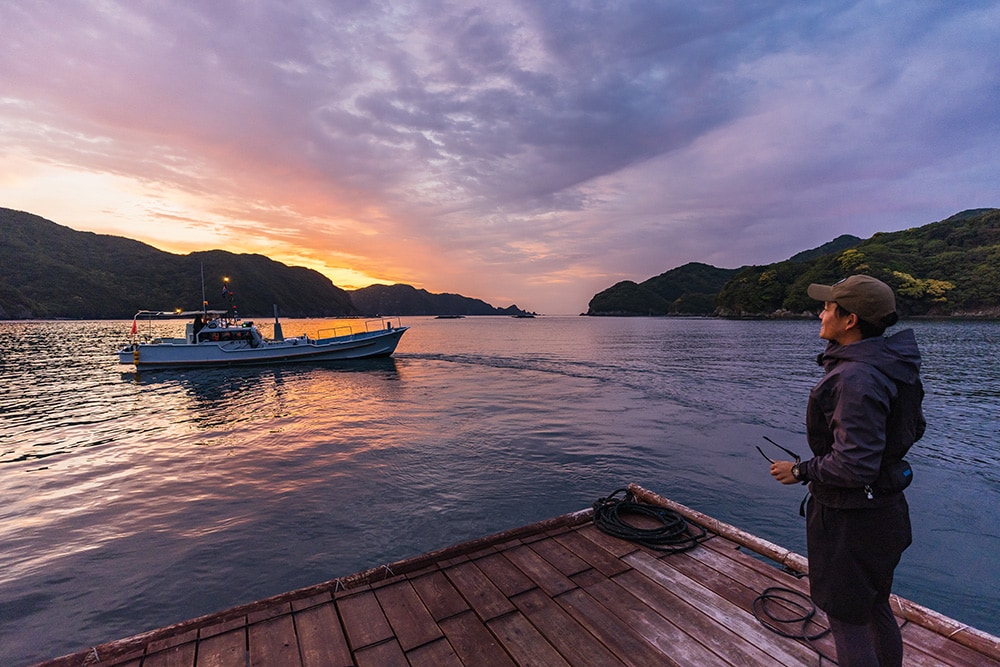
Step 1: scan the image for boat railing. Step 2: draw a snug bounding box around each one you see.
[315,317,404,340]
[364,316,403,332]
[316,325,355,340]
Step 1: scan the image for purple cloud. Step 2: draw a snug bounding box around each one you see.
[0,0,997,313]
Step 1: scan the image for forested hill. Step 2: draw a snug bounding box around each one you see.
[0,208,526,319]
[0,209,358,319]
[588,209,1000,317]
[350,284,530,317]
[587,262,742,316]
[586,235,862,316]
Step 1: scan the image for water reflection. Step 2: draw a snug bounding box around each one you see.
[126,356,400,387]
[1,317,998,666]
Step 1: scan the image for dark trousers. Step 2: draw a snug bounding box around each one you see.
[806,495,911,666]
[828,597,903,667]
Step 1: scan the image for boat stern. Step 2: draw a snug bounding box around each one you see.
[118,344,139,365]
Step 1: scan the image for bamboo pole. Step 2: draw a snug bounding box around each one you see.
[627,483,809,573]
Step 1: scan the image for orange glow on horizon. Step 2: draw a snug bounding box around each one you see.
[1,158,416,293]
[146,235,406,292]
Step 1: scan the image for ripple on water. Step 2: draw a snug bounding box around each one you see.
[1,317,998,665]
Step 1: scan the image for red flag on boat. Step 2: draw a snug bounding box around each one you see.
[130,318,137,335]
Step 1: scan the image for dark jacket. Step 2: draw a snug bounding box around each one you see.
[802,329,925,509]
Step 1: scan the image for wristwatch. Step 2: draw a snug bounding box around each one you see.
[791,462,804,482]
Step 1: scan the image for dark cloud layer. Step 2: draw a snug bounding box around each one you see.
[1,0,998,312]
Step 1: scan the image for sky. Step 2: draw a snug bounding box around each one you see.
[1,1,998,314]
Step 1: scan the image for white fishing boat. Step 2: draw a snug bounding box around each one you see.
[118,308,407,370]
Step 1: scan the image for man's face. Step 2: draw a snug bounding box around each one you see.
[818,301,854,343]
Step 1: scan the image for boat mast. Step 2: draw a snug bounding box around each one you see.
[200,263,207,316]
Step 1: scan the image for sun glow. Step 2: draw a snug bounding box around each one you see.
[1,155,404,291]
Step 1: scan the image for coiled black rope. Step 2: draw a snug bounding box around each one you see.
[753,586,836,664]
[592,488,706,553]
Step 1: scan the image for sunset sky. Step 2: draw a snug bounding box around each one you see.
[2,2,998,314]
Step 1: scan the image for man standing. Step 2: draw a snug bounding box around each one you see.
[771,275,925,667]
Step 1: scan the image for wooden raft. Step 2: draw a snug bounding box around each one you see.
[36,484,1000,667]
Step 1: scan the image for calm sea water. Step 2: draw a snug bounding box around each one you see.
[1,316,998,665]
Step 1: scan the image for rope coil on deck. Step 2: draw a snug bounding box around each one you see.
[753,587,829,640]
[752,587,835,664]
[592,488,707,553]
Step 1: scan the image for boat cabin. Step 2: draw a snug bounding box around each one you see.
[187,319,262,345]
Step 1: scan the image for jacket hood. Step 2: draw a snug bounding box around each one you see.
[818,328,922,385]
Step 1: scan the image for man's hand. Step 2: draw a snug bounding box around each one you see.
[770,460,799,485]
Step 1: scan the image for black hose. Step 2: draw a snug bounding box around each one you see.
[752,586,836,664]
[592,488,706,554]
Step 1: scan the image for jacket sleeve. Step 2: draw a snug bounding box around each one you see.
[804,365,893,487]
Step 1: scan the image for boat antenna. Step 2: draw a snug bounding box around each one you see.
[200,263,207,315]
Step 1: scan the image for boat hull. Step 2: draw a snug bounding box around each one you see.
[119,326,407,370]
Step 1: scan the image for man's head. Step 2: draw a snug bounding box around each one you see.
[807,275,898,342]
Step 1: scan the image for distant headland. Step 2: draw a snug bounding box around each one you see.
[585,208,1000,319]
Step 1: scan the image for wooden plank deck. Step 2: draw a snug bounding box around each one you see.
[35,484,1000,667]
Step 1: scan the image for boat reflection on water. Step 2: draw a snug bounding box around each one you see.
[122,356,401,396]
[119,356,404,434]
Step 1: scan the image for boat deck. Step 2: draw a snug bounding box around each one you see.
[36,485,1000,667]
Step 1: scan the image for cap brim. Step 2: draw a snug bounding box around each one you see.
[807,283,834,302]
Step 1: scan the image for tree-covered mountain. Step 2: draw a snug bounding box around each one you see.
[0,208,516,319]
[0,208,358,319]
[589,209,1000,317]
[350,284,530,317]
[717,209,1000,317]
[785,234,863,262]
[587,262,741,316]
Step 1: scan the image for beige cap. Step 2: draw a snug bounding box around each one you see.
[807,275,897,324]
